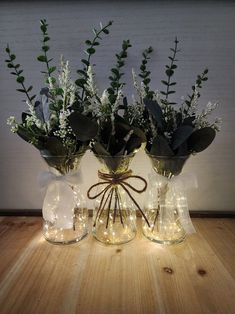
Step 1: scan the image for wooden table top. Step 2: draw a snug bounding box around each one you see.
[0,217,234,314]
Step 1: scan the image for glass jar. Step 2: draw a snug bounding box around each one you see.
[41,153,88,244]
[89,154,140,245]
[142,153,190,245]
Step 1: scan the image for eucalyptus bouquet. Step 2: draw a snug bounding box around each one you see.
[130,39,221,158]
[67,39,150,244]
[131,39,222,244]
[6,19,113,172]
[5,19,115,244]
[69,39,146,173]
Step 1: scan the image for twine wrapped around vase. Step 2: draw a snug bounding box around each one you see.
[87,169,150,227]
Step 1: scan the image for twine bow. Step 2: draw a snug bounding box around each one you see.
[87,170,150,227]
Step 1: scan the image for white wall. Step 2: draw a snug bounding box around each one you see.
[0,0,234,211]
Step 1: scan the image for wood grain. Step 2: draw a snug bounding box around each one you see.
[0,217,234,314]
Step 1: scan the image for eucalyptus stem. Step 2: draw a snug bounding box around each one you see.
[183,68,208,110]
[5,45,35,103]
[161,37,180,105]
[107,39,132,105]
[165,41,177,100]
[81,21,113,101]
[37,19,56,80]
[76,21,113,102]
[139,46,154,99]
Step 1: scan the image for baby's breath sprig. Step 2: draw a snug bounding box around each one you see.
[76,20,113,101]
[138,46,154,99]
[107,39,132,105]
[160,37,180,105]
[5,45,36,103]
[37,19,56,81]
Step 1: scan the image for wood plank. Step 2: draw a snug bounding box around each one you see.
[193,218,235,281]
[221,218,235,236]
[0,217,41,282]
[0,217,234,314]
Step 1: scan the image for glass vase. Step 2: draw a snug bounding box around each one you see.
[142,153,190,245]
[41,153,88,244]
[88,154,144,245]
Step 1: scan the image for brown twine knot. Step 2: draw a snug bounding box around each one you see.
[87,170,150,228]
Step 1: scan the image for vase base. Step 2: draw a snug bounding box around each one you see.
[44,231,88,245]
[43,219,89,245]
[143,232,186,245]
[92,230,136,245]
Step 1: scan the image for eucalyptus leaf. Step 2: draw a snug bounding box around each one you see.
[92,142,110,156]
[68,112,98,141]
[150,135,174,156]
[143,98,164,129]
[17,126,33,143]
[171,125,194,150]
[132,126,146,143]
[34,88,50,123]
[176,141,189,156]
[37,55,47,62]
[17,126,43,150]
[125,135,142,155]
[16,76,24,83]
[183,116,195,126]
[40,136,67,156]
[187,127,216,153]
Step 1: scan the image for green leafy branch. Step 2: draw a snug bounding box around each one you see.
[161,37,180,105]
[138,46,154,99]
[5,45,36,103]
[107,39,132,105]
[76,20,113,101]
[37,19,56,81]
[184,68,208,110]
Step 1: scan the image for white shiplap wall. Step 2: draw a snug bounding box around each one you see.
[0,0,234,211]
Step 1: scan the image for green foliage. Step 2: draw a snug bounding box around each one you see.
[91,114,145,159]
[37,19,56,79]
[143,98,164,129]
[171,125,194,150]
[75,20,113,101]
[107,39,132,105]
[150,135,174,156]
[139,46,154,99]
[5,45,36,102]
[160,37,179,105]
[187,127,216,153]
[183,68,208,114]
[6,19,109,158]
[17,125,42,149]
[142,38,217,157]
[40,136,68,156]
[68,112,98,141]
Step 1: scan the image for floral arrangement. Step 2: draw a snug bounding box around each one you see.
[130,38,221,157]
[6,19,113,170]
[71,40,146,156]
[4,21,222,245]
[68,39,146,172]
